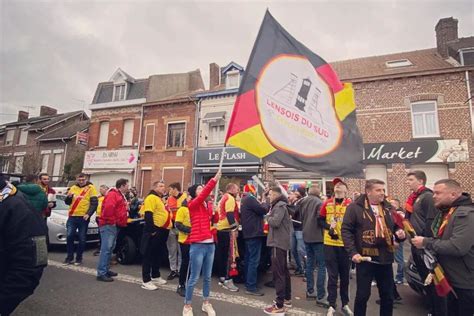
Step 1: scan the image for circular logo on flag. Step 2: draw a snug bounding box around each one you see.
[255,54,343,157]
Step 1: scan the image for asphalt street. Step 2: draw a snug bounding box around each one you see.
[13,247,427,316]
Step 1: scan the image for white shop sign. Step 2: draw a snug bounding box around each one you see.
[83,149,138,169]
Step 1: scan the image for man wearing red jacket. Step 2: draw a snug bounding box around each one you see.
[96,178,129,282]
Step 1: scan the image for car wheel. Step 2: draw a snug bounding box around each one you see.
[117,236,136,265]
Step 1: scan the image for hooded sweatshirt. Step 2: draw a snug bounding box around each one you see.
[266,195,292,251]
[17,183,48,214]
[423,193,474,290]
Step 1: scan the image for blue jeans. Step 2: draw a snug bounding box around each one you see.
[66,216,89,261]
[244,237,263,292]
[305,242,326,299]
[291,230,306,272]
[97,225,118,277]
[185,243,215,305]
[394,242,404,282]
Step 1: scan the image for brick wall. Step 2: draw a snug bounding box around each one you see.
[137,100,196,192]
[345,71,474,199]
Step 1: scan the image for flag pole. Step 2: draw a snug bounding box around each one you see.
[213,145,227,209]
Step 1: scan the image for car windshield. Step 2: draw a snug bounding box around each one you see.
[54,195,69,215]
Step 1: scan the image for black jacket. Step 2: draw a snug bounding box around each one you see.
[299,194,324,243]
[0,185,48,316]
[423,193,474,290]
[407,187,437,237]
[240,193,269,239]
[341,194,404,264]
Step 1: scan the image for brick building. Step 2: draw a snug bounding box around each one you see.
[328,17,474,199]
[137,70,204,196]
[86,68,204,192]
[0,106,89,185]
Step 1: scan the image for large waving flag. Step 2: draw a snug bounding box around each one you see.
[225,11,364,177]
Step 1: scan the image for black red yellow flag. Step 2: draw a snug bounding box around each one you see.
[225,11,364,177]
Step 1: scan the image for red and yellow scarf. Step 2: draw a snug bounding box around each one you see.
[405,186,427,214]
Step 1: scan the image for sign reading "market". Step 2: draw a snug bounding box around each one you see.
[363,140,468,164]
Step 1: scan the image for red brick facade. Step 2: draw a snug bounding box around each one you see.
[136,98,196,195]
[344,71,473,200]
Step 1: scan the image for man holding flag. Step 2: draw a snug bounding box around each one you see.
[412,179,474,316]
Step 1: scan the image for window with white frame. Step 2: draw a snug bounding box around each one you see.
[14,156,24,174]
[226,71,240,89]
[98,121,109,147]
[122,119,134,146]
[5,130,14,145]
[167,122,185,149]
[1,158,9,173]
[411,101,440,138]
[52,153,62,180]
[18,129,28,145]
[41,154,49,173]
[144,124,155,150]
[208,122,225,144]
[114,84,126,101]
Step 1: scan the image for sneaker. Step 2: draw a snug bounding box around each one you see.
[306,291,317,300]
[96,275,114,282]
[151,276,167,285]
[202,302,216,316]
[263,304,285,315]
[107,270,118,277]
[245,289,264,296]
[272,300,292,308]
[63,258,73,265]
[183,305,193,316]
[219,279,239,292]
[316,297,330,308]
[371,281,377,286]
[167,270,179,281]
[327,307,336,316]
[395,280,404,285]
[141,281,158,291]
[177,285,186,297]
[294,270,305,276]
[93,249,100,256]
[342,305,354,316]
[74,259,82,266]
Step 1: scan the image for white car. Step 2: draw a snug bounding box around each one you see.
[47,195,100,245]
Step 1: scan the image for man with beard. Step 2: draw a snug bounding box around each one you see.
[139,180,171,290]
[64,173,98,266]
[216,182,240,292]
[38,173,56,220]
[405,170,446,315]
[342,179,406,316]
[412,179,474,316]
[318,179,353,315]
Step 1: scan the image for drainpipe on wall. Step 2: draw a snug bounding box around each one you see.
[134,105,144,188]
[465,70,474,137]
[191,97,202,185]
[61,138,68,185]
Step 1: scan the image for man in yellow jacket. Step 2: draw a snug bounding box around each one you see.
[64,173,98,266]
[139,180,172,291]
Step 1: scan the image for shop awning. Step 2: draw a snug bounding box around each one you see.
[202,111,226,122]
[82,169,134,175]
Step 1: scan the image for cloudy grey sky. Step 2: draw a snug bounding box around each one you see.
[1,0,473,124]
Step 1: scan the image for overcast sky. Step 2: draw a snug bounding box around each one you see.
[1,0,473,124]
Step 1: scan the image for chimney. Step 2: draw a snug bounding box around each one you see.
[40,105,58,116]
[18,111,29,122]
[209,63,220,90]
[435,17,458,58]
